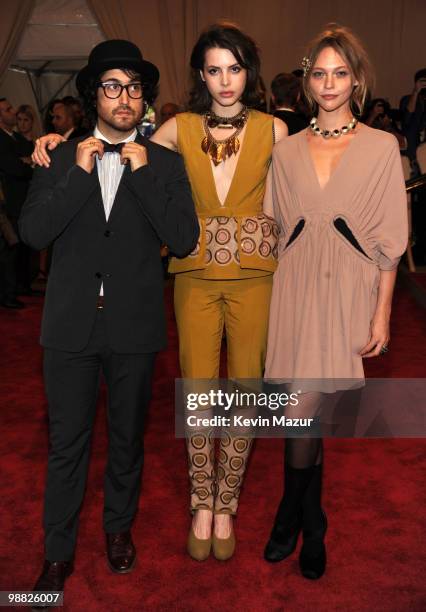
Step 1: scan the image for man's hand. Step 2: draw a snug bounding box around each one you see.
[32,133,66,168]
[76,137,104,174]
[121,142,148,172]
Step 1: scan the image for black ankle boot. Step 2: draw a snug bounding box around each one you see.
[299,509,327,579]
[264,508,302,562]
[264,464,314,563]
[298,462,326,579]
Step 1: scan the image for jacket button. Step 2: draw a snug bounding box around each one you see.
[95,272,102,279]
[104,230,111,237]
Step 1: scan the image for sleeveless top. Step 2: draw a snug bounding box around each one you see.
[169,110,278,279]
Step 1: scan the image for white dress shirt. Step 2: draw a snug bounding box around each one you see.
[93,125,137,295]
[63,127,75,140]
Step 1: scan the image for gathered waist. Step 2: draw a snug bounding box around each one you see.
[279,214,379,267]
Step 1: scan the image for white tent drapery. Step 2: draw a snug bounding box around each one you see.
[1,0,425,126]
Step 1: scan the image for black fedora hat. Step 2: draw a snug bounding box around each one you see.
[76,39,159,94]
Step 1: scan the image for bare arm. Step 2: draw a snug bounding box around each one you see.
[359,269,397,357]
[273,116,288,143]
[151,117,178,151]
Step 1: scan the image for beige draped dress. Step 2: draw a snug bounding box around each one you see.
[263,125,409,391]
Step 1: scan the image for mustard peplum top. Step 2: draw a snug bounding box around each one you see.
[169,110,278,279]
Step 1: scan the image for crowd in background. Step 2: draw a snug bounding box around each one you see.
[0,66,425,309]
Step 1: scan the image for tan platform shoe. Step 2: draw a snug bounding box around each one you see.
[187,526,212,561]
[212,529,236,561]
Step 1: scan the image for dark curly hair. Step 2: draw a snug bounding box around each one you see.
[79,68,158,129]
[188,21,262,114]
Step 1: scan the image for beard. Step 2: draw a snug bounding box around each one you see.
[100,104,143,132]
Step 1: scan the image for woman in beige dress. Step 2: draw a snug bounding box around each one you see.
[262,25,408,579]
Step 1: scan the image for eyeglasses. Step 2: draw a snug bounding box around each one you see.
[97,81,143,99]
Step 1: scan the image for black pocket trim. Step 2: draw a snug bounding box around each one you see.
[333,218,371,259]
[285,219,305,248]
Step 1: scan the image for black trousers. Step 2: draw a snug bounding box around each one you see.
[0,237,17,301]
[43,309,156,561]
[12,217,34,291]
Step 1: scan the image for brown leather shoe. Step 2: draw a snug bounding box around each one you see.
[106,531,136,574]
[31,560,73,610]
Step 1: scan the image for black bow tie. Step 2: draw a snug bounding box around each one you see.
[100,140,125,153]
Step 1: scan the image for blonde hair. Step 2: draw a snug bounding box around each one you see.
[16,104,42,139]
[302,23,374,116]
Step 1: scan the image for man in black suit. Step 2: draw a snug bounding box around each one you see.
[0,98,33,307]
[270,73,309,135]
[51,99,88,140]
[20,39,198,601]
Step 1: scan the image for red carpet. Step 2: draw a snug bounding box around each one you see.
[0,282,425,611]
[411,272,426,292]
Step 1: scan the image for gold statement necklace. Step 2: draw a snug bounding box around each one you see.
[309,116,358,139]
[201,107,248,166]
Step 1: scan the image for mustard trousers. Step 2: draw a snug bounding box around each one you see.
[174,275,273,514]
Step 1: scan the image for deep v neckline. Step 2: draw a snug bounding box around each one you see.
[202,111,252,207]
[303,124,365,193]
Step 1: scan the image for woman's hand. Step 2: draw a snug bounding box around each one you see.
[32,133,66,168]
[359,313,390,358]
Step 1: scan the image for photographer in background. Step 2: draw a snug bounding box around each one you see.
[364,98,407,151]
[399,69,426,161]
[400,70,426,265]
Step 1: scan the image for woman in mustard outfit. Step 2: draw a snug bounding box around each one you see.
[31,22,288,561]
[153,22,287,560]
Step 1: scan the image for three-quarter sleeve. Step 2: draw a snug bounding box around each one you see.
[263,161,276,219]
[375,140,409,271]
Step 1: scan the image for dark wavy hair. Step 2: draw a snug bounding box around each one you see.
[271,72,301,108]
[79,68,158,129]
[188,21,262,114]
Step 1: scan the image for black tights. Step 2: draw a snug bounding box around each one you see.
[285,437,323,468]
[274,392,324,530]
[285,391,323,469]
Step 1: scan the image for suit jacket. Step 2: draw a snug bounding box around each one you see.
[0,128,33,221]
[68,127,90,140]
[19,133,199,353]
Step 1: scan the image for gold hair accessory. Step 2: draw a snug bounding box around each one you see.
[302,56,311,77]
[201,108,248,165]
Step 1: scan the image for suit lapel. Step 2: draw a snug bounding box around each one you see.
[90,162,107,222]
[74,131,104,222]
[107,163,131,223]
